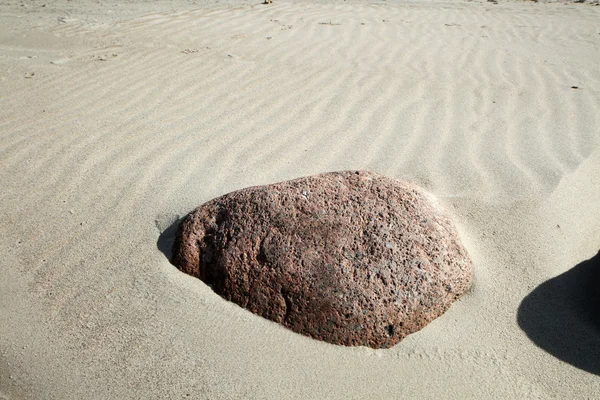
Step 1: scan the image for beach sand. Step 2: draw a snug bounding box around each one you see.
[1,0,599,398]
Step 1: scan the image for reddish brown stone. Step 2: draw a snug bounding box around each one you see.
[172,171,473,348]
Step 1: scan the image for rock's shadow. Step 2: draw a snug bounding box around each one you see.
[517,250,600,375]
[157,217,182,261]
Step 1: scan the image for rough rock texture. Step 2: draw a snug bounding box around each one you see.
[172,171,473,348]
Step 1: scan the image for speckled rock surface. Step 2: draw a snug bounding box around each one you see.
[172,171,473,348]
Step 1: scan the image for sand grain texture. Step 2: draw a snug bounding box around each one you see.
[1,0,599,398]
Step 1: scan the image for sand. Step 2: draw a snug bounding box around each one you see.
[1,0,599,398]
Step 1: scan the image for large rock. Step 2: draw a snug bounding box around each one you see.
[172,171,473,348]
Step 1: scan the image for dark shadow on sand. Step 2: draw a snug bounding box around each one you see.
[157,217,182,261]
[517,250,600,376]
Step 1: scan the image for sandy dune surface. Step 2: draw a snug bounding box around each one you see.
[1,0,599,398]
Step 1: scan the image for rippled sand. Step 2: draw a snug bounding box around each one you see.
[1,0,599,398]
